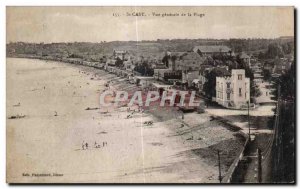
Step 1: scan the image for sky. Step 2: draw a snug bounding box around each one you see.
[6,6,294,43]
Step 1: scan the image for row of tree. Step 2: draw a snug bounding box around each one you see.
[270,62,295,183]
[258,42,294,59]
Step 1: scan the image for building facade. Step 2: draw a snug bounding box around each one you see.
[113,49,129,60]
[215,69,250,109]
[193,45,232,56]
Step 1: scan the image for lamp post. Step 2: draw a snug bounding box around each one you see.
[248,101,251,140]
[218,150,222,183]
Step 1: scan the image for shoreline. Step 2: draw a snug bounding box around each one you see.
[7,57,247,183]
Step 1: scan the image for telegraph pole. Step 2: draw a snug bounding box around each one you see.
[248,101,251,140]
[257,148,262,183]
[218,150,222,183]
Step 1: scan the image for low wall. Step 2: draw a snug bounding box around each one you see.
[221,133,250,183]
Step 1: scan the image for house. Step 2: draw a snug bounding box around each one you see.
[157,52,204,86]
[215,69,250,109]
[253,73,264,84]
[153,63,167,69]
[177,52,205,71]
[182,70,199,88]
[272,58,292,75]
[105,59,116,71]
[263,60,274,73]
[193,45,232,56]
[66,58,83,65]
[238,52,251,67]
[150,83,173,96]
[261,58,292,78]
[123,58,135,71]
[251,63,262,73]
[154,69,171,81]
[113,49,129,60]
[153,52,183,83]
[134,76,155,88]
[165,52,205,71]
[161,51,205,71]
[197,65,214,92]
[154,69,182,83]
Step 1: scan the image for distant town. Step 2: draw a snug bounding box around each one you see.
[6,37,294,108]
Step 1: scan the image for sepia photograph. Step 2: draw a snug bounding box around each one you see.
[6,6,295,184]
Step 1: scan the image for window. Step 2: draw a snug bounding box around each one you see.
[239,88,242,97]
[227,83,230,88]
[227,93,230,100]
[238,74,243,80]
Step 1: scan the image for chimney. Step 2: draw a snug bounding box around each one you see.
[172,58,176,71]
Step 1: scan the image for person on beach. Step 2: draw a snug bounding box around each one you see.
[103,141,107,146]
[82,141,85,150]
[85,142,89,150]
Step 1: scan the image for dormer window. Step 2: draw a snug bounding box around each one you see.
[227,83,230,88]
[238,74,243,80]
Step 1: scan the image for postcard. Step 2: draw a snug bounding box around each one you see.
[6,6,295,183]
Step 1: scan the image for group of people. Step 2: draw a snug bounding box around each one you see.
[126,106,145,119]
[82,141,108,150]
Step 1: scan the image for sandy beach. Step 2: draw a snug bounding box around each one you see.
[7,58,245,183]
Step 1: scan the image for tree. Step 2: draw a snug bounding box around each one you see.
[281,42,294,55]
[133,61,154,76]
[270,62,295,183]
[203,69,222,100]
[265,43,284,58]
[162,55,169,68]
[271,62,295,101]
[115,57,123,67]
[263,69,271,81]
[258,51,265,60]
